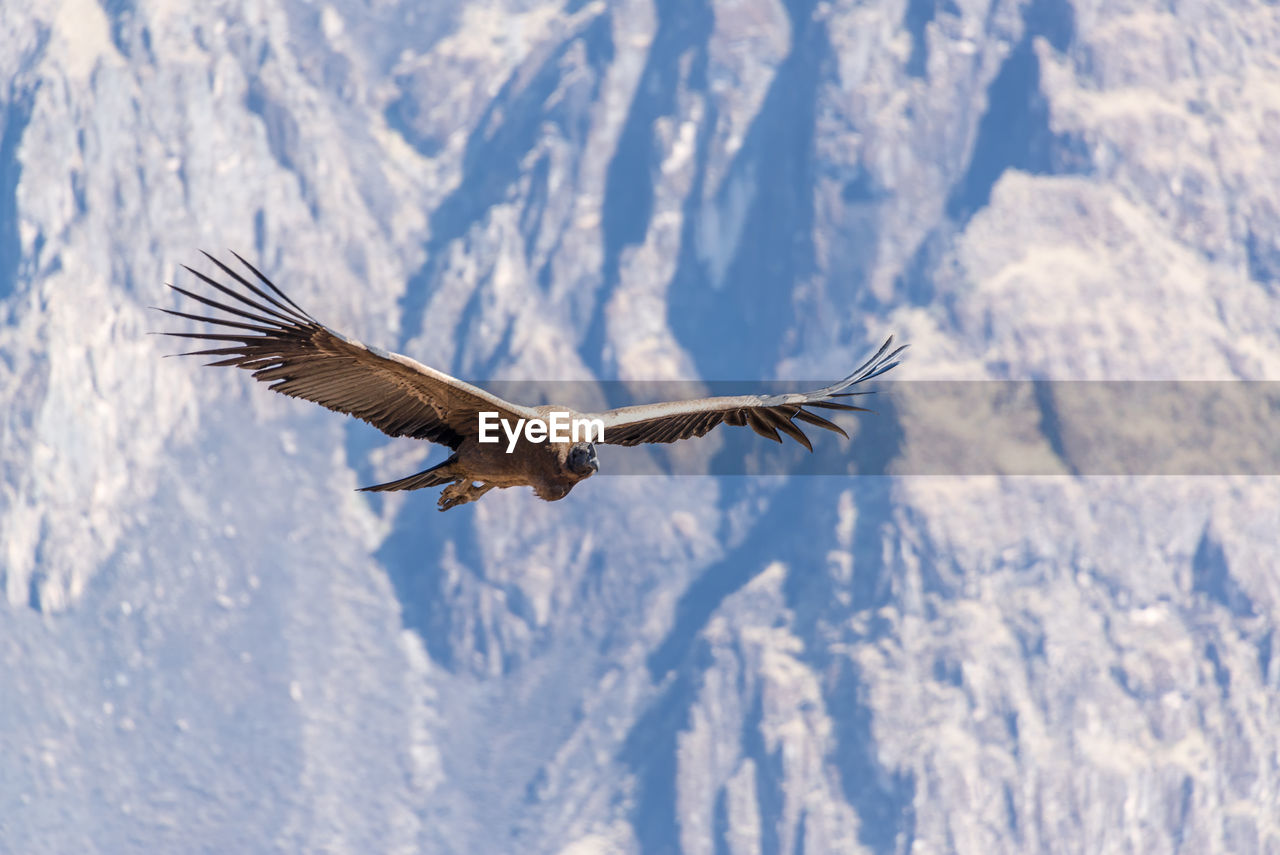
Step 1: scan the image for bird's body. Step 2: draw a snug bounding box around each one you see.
[368,407,600,508]
[159,253,905,510]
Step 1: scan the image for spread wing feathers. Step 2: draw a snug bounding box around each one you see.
[156,251,538,447]
[592,337,907,451]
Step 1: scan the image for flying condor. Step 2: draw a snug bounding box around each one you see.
[158,253,907,510]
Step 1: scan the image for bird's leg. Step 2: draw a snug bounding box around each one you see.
[437,480,470,510]
[469,481,495,502]
[437,480,496,511]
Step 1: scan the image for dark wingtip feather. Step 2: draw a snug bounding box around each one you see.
[794,407,849,439]
[227,249,316,322]
[811,336,906,397]
[746,411,784,443]
[194,251,314,326]
[771,413,813,451]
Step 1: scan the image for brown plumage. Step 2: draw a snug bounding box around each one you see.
[158,253,906,510]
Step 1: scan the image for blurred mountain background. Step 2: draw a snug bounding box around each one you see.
[2,0,1278,852]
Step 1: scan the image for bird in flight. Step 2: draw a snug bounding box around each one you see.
[159,253,906,510]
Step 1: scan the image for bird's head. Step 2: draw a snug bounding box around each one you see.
[555,440,593,481]
[566,441,599,479]
[536,442,599,502]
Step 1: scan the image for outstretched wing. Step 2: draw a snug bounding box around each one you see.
[156,251,538,449]
[591,338,906,451]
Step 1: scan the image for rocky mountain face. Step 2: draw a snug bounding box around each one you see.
[1,0,1278,852]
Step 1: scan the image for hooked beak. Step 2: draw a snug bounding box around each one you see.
[577,444,599,475]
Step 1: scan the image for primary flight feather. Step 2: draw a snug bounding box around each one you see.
[158,253,906,510]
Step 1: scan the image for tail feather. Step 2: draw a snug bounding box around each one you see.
[358,455,459,492]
